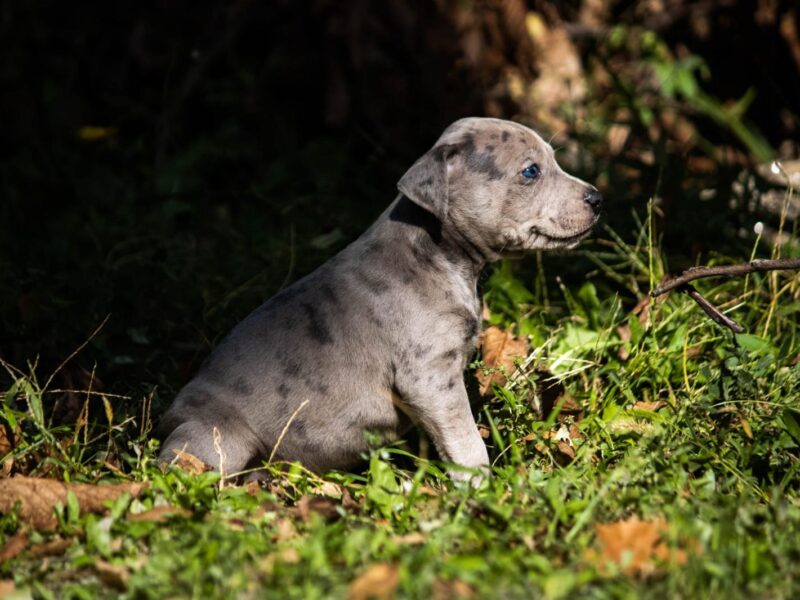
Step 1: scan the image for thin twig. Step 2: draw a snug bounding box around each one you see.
[650,259,800,297]
[268,399,310,465]
[681,284,745,333]
[43,315,110,392]
[650,258,800,333]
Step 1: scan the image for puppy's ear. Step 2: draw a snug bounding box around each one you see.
[397,144,456,221]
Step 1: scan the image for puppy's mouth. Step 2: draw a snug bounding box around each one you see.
[528,224,596,245]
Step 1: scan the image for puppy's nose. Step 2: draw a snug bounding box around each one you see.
[584,189,603,215]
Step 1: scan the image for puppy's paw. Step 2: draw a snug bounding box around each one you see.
[448,465,490,489]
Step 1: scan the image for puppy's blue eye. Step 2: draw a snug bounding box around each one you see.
[522,164,541,179]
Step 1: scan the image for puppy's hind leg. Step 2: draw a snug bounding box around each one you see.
[158,420,257,477]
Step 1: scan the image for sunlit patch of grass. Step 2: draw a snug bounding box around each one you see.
[2,210,800,598]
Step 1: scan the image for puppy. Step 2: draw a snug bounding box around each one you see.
[158,117,602,481]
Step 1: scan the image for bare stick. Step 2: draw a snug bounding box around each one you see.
[682,284,745,333]
[650,258,800,333]
[268,399,310,465]
[650,259,800,297]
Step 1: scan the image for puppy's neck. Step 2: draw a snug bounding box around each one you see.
[387,195,490,280]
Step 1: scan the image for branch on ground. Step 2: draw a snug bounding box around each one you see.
[650,258,800,333]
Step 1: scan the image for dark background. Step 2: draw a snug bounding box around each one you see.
[1,0,798,420]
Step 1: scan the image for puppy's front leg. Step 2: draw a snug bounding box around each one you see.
[398,381,490,484]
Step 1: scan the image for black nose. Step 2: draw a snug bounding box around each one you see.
[584,189,603,215]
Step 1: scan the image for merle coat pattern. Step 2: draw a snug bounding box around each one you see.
[158,117,602,481]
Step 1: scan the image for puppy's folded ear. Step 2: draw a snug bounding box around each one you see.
[397,144,456,222]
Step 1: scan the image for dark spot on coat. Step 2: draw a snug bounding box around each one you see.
[283,358,302,377]
[439,376,458,391]
[465,148,504,180]
[485,144,495,152]
[319,283,340,306]
[278,383,290,399]
[289,418,307,438]
[410,238,437,269]
[181,391,213,409]
[502,131,511,142]
[366,239,385,254]
[233,376,253,396]
[464,318,480,344]
[301,301,334,344]
[439,348,460,362]
[303,378,329,395]
[355,268,391,294]
[365,305,384,327]
[413,343,432,359]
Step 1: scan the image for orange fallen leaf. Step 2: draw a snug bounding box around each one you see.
[632,401,666,412]
[127,505,190,523]
[0,531,28,562]
[0,476,145,531]
[170,449,210,474]
[589,515,688,577]
[94,560,130,591]
[29,537,72,557]
[476,326,528,395]
[348,563,400,600]
[433,578,474,599]
[293,495,342,522]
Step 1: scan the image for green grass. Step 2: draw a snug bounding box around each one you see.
[2,210,800,599]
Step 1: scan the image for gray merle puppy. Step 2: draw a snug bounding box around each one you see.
[158,117,602,482]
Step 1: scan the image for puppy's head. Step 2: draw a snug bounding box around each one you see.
[398,117,601,258]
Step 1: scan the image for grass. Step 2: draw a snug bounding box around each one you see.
[2,199,800,598]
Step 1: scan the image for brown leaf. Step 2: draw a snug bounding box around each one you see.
[170,449,210,474]
[476,326,528,395]
[29,537,72,557]
[391,532,426,545]
[632,401,666,412]
[0,476,145,531]
[477,424,491,439]
[94,560,130,591]
[556,441,575,460]
[0,531,28,562]
[432,578,474,599]
[590,515,687,577]
[293,495,342,522]
[348,563,400,600]
[127,505,190,523]
[0,581,15,596]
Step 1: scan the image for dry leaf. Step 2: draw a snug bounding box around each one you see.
[391,532,426,545]
[29,537,72,557]
[476,326,528,395]
[127,505,190,523]
[740,417,754,440]
[0,581,15,596]
[348,563,400,600]
[170,449,209,474]
[432,578,475,599]
[0,531,28,562]
[311,481,343,498]
[556,441,575,460]
[94,560,130,591]
[293,495,341,522]
[632,401,666,412]
[477,424,491,439]
[0,476,145,531]
[589,515,687,577]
